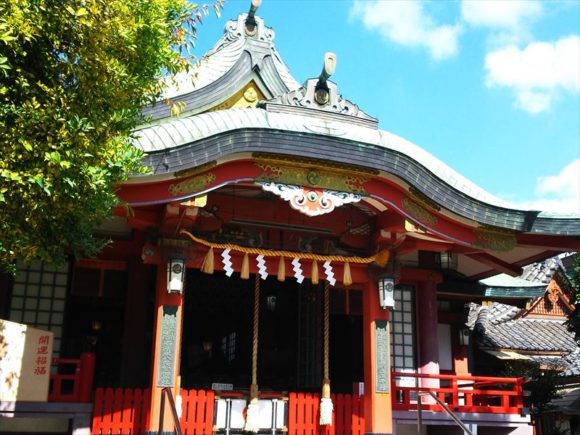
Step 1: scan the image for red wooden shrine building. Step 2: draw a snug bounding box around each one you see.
[2,3,579,435]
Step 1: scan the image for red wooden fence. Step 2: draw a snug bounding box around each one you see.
[391,371,524,415]
[90,376,521,435]
[288,392,365,435]
[179,389,215,434]
[92,388,150,434]
[91,388,214,434]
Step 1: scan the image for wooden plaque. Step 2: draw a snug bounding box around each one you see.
[375,320,390,393]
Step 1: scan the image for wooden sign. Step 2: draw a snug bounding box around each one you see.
[375,320,390,393]
[0,319,53,401]
[157,306,178,387]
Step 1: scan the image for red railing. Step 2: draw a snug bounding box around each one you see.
[91,388,214,434]
[92,388,151,434]
[391,371,524,415]
[288,392,365,435]
[48,352,95,403]
[179,389,215,434]
[88,373,523,434]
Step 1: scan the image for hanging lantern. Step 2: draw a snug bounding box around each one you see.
[377,275,395,309]
[167,258,186,293]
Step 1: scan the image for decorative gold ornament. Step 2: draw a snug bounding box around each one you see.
[254,154,374,195]
[401,198,438,226]
[168,172,216,196]
[243,87,258,103]
[473,226,517,252]
[547,289,559,304]
[208,82,265,112]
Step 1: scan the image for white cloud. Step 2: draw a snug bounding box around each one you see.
[502,160,580,214]
[484,36,580,113]
[350,0,461,61]
[537,159,580,199]
[461,0,542,31]
[511,198,580,215]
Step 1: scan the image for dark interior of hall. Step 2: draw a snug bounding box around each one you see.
[180,269,363,394]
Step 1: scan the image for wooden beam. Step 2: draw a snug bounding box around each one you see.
[466,253,523,277]
[468,250,559,281]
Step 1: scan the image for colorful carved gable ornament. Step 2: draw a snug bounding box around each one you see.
[259,182,362,217]
[546,283,560,305]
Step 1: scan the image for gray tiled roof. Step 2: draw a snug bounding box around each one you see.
[135,108,517,207]
[563,349,580,377]
[467,303,518,330]
[132,11,580,229]
[469,302,576,352]
[482,318,575,352]
[134,115,580,232]
[522,255,568,284]
[468,302,580,375]
[142,13,300,121]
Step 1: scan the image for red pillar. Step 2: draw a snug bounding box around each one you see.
[147,262,184,433]
[78,352,96,403]
[417,279,440,394]
[363,279,393,434]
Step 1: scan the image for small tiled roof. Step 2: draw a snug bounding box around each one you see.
[481,274,547,288]
[479,254,576,298]
[484,287,546,299]
[522,256,568,284]
[468,303,576,352]
[563,349,580,377]
[468,302,580,375]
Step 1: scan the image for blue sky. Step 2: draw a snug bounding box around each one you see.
[195,0,580,214]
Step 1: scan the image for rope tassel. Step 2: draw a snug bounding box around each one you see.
[201,247,214,274]
[320,280,333,426]
[245,275,261,433]
[277,257,285,282]
[320,396,333,426]
[343,261,352,286]
[241,253,250,280]
[311,259,319,285]
[245,399,260,433]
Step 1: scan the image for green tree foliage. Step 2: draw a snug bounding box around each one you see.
[0,0,222,270]
[503,360,563,416]
[565,253,580,341]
